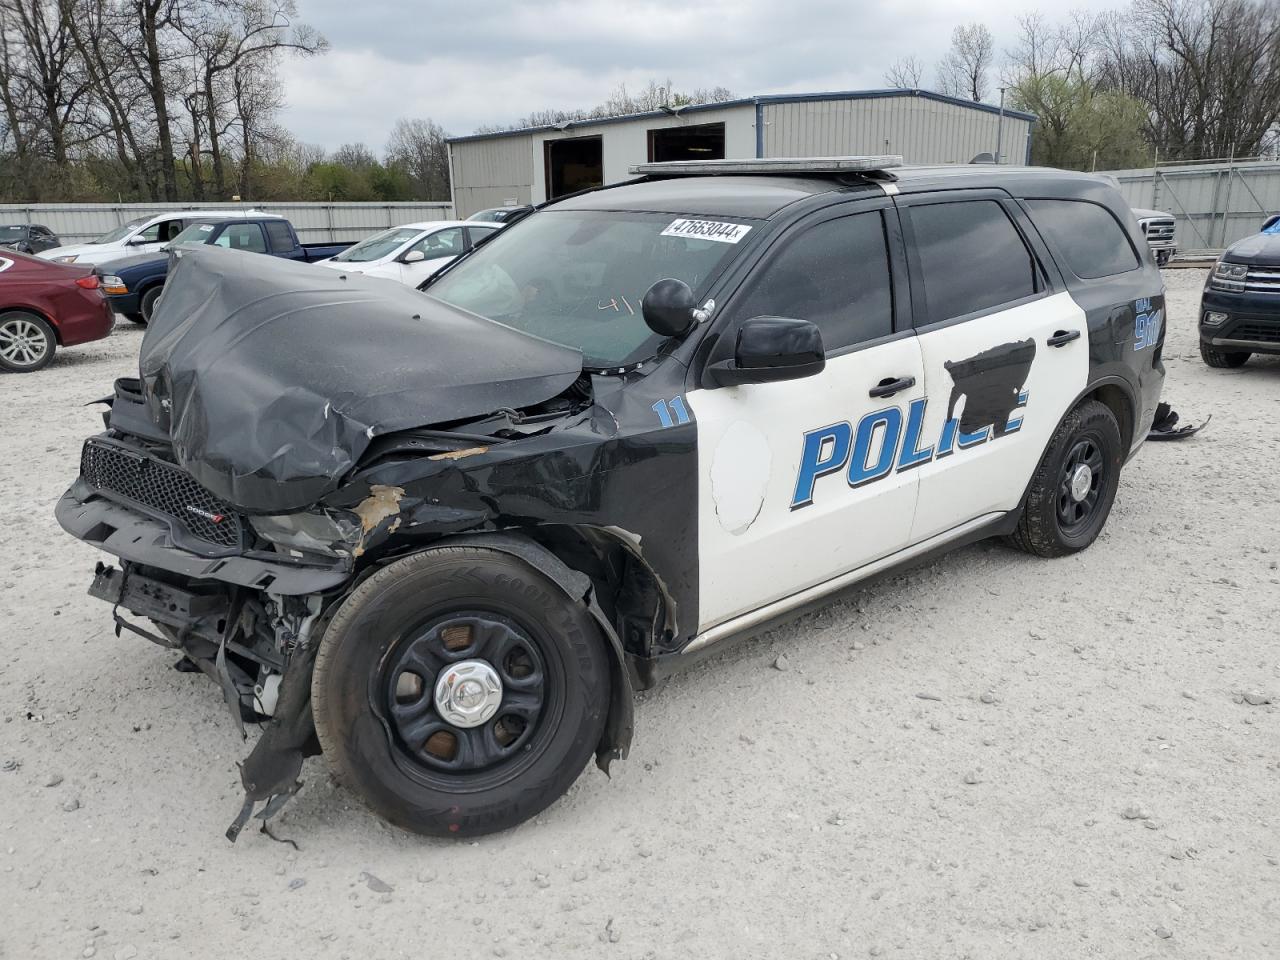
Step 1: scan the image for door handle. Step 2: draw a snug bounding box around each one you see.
[869,376,916,398]
[1047,329,1081,347]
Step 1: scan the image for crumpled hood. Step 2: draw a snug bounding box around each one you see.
[138,246,584,513]
[1224,231,1280,266]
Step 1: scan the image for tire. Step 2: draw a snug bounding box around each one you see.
[1005,400,1123,559]
[139,285,164,324]
[124,313,147,326]
[0,311,57,373]
[312,546,611,837]
[1199,340,1249,368]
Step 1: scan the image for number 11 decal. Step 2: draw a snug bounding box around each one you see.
[652,396,691,428]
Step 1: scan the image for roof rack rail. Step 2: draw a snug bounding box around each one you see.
[630,156,903,177]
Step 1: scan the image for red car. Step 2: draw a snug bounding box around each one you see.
[0,249,115,372]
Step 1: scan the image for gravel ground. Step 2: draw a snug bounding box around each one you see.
[1,269,1278,960]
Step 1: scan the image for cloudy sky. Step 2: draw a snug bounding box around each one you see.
[278,0,1119,151]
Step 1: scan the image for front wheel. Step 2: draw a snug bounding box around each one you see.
[1199,341,1249,368]
[138,285,164,325]
[312,546,611,837]
[1005,400,1123,558]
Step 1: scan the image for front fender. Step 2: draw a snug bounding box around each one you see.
[432,532,634,773]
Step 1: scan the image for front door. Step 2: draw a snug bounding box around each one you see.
[687,202,925,632]
[400,226,465,286]
[899,194,1089,541]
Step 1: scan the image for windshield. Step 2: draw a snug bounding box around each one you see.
[0,226,25,238]
[93,217,148,245]
[331,226,423,262]
[428,210,755,368]
[169,222,219,247]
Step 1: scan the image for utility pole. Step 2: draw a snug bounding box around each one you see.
[995,87,1006,164]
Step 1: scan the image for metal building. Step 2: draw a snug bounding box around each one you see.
[447,89,1036,217]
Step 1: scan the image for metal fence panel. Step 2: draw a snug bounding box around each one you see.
[1098,160,1280,254]
[0,201,455,244]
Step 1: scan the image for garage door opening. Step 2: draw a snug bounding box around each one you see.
[545,136,603,200]
[647,122,726,163]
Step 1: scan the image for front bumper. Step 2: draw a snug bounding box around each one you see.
[106,291,142,315]
[1200,288,1280,355]
[56,485,351,595]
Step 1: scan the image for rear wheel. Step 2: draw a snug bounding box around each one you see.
[312,546,611,837]
[1006,400,1123,558]
[1199,341,1249,368]
[0,311,56,372]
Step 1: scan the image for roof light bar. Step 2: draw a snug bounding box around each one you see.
[630,156,903,177]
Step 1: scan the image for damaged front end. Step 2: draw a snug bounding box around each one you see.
[56,249,653,839]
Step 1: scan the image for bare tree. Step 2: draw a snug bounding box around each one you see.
[936,22,994,101]
[884,55,924,88]
[385,117,451,200]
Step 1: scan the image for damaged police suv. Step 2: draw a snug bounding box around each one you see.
[57,157,1166,839]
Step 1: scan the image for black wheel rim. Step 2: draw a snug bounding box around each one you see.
[379,611,548,776]
[1057,437,1104,534]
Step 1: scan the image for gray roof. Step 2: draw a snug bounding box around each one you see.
[447,89,1037,145]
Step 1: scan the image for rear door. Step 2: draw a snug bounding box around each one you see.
[898,192,1089,542]
[687,200,926,631]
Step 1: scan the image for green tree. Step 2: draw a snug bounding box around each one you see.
[1012,74,1151,169]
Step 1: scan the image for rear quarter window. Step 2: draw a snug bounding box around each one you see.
[1024,198,1140,279]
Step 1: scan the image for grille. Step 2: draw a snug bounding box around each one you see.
[1142,219,1176,242]
[80,439,244,550]
[1232,321,1280,344]
[1244,265,1280,294]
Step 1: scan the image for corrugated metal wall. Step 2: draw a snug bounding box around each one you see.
[762,97,1031,165]
[449,134,536,217]
[1098,160,1280,253]
[0,201,455,245]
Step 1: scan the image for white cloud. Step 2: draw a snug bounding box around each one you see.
[279,0,1123,150]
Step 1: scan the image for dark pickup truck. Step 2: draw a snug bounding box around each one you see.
[97,216,352,324]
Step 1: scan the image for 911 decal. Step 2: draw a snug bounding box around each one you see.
[791,393,1029,510]
[652,395,691,428]
[1134,298,1163,350]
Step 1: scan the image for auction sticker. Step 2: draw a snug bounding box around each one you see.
[660,219,752,244]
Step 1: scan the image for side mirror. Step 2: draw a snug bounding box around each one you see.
[707,316,825,387]
[642,278,697,337]
[127,237,148,246]
[1263,214,1280,232]
[402,249,426,263]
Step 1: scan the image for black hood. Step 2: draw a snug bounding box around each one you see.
[138,247,584,512]
[1223,231,1280,266]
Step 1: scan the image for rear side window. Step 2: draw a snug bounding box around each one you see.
[733,211,893,351]
[214,223,267,253]
[1024,198,1140,279]
[264,220,295,252]
[910,200,1040,326]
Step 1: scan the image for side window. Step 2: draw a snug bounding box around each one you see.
[466,226,499,247]
[264,220,295,252]
[408,226,464,260]
[1023,198,1140,279]
[910,200,1041,326]
[213,223,267,253]
[136,221,165,243]
[732,211,893,351]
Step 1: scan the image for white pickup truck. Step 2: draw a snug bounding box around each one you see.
[1132,208,1177,266]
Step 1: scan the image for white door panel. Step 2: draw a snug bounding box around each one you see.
[688,337,925,632]
[910,291,1089,541]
